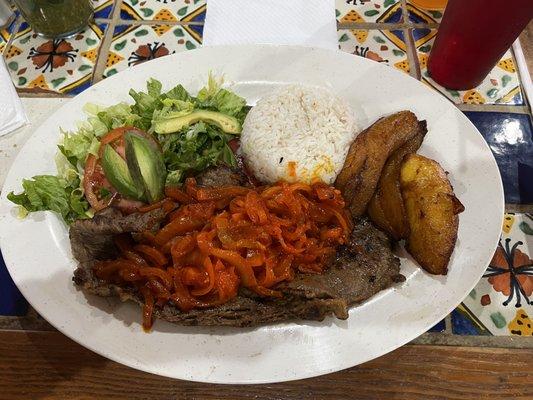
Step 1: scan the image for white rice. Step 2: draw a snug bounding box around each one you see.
[240,85,357,185]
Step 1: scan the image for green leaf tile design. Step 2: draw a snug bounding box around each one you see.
[365,10,380,17]
[419,44,431,53]
[106,68,118,77]
[18,77,27,86]
[339,33,349,42]
[501,75,512,87]
[490,312,506,329]
[78,64,92,72]
[428,10,442,18]
[173,28,184,37]
[519,221,533,235]
[336,9,340,18]
[86,38,97,46]
[486,88,499,99]
[384,0,396,7]
[373,36,385,44]
[140,8,153,17]
[51,77,66,88]
[135,29,149,37]
[114,40,127,51]
[185,40,196,50]
[177,6,188,16]
[469,289,476,299]
[392,49,404,57]
[7,61,18,71]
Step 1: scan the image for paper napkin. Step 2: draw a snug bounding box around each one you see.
[203,0,338,51]
[0,57,28,137]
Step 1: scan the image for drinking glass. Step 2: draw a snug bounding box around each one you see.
[12,0,93,38]
[427,0,533,89]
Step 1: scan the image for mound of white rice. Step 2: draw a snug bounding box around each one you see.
[241,85,357,185]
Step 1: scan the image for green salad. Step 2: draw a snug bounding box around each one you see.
[8,75,248,224]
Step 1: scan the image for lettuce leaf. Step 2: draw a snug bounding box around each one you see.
[7,175,90,224]
[194,74,247,120]
[165,84,192,102]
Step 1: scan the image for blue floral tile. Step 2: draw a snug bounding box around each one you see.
[6,22,107,94]
[120,0,206,22]
[0,250,28,316]
[103,24,201,78]
[336,0,403,23]
[464,112,533,204]
[461,213,533,336]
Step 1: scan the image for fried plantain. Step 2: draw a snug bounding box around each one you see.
[367,124,426,240]
[335,111,425,218]
[400,154,465,275]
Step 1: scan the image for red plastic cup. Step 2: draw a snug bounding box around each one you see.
[428,0,533,90]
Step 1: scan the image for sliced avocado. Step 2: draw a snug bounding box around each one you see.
[154,110,241,134]
[101,145,145,201]
[125,132,167,203]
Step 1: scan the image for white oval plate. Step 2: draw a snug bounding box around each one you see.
[0,45,503,384]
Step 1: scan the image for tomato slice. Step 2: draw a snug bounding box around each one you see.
[83,126,156,212]
[83,154,115,211]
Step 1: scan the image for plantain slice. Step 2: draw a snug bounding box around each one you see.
[335,111,425,218]
[367,124,426,240]
[400,154,465,275]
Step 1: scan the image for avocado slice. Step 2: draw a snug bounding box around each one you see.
[154,110,241,134]
[101,145,145,201]
[125,132,167,203]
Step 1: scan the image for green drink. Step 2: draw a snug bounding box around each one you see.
[13,0,93,38]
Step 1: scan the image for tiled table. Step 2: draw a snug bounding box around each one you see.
[1,1,532,398]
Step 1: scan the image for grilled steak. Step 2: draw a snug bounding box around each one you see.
[71,208,404,327]
[195,165,249,187]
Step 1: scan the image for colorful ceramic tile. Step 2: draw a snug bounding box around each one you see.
[120,0,206,23]
[415,29,524,105]
[0,250,28,316]
[5,22,106,95]
[406,2,442,23]
[464,112,533,204]
[451,306,491,335]
[336,0,403,24]
[460,213,533,336]
[338,29,410,74]
[92,0,115,19]
[0,12,17,55]
[103,24,201,78]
